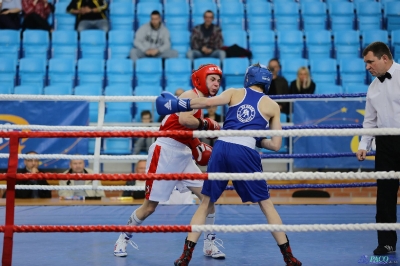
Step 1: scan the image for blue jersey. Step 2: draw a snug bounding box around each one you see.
[223,87,269,130]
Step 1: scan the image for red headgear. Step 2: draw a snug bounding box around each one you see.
[191,64,222,97]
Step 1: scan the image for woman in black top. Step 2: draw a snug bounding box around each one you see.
[289,66,316,94]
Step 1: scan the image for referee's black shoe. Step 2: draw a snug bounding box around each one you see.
[373,245,396,255]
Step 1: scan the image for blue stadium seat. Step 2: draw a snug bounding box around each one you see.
[219,2,244,30]
[344,84,369,94]
[88,138,95,154]
[191,2,217,28]
[0,30,20,61]
[314,84,343,94]
[80,30,106,59]
[274,2,300,31]
[108,30,134,59]
[48,58,75,89]
[165,58,192,87]
[170,30,190,58]
[222,30,247,49]
[280,58,309,84]
[328,2,355,31]
[391,29,400,61]
[51,30,78,60]
[164,2,190,31]
[103,138,132,154]
[246,1,272,30]
[301,2,327,31]
[164,85,192,94]
[106,58,133,86]
[74,84,102,122]
[109,2,134,30]
[223,58,250,85]
[136,2,163,28]
[135,58,162,86]
[19,58,46,90]
[277,30,304,59]
[385,1,400,31]
[134,85,163,97]
[44,85,72,95]
[339,58,366,87]
[193,58,221,69]
[361,30,389,50]
[134,102,158,123]
[104,85,133,122]
[14,85,42,95]
[249,30,275,62]
[0,57,16,94]
[104,85,132,96]
[104,111,132,123]
[22,30,49,60]
[310,59,338,85]
[54,2,75,31]
[77,59,105,87]
[333,30,361,60]
[356,2,382,31]
[305,30,332,59]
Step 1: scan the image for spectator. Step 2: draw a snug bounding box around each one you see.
[66,0,108,32]
[133,110,155,155]
[289,66,316,95]
[58,159,105,198]
[21,0,54,32]
[130,10,178,61]
[201,106,222,147]
[121,159,146,198]
[3,151,51,199]
[0,0,22,30]
[158,88,185,122]
[187,10,225,62]
[267,58,290,114]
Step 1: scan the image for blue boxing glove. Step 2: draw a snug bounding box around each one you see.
[255,137,266,148]
[156,92,193,116]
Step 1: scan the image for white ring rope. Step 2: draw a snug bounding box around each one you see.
[0,153,147,160]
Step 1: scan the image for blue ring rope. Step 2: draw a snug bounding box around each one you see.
[269,93,366,99]
[225,182,377,190]
[261,152,375,159]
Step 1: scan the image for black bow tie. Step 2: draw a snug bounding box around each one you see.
[378,72,392,83]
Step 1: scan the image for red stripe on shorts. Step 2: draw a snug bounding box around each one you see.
[145,144,161,200]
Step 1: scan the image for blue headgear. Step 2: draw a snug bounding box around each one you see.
[243,64,273,94]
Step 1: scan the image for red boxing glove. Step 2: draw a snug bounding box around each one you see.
[197,118,221,131]
[188,138,213,166]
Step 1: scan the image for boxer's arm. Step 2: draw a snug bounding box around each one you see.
[260,104,282,152]
[189,89,235,109]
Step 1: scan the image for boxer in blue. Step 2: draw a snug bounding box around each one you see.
[156,63,302,266]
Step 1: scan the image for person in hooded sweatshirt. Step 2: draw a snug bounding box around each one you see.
[129,10,178,61]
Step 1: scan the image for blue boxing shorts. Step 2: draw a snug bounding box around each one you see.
[201,140,270,203]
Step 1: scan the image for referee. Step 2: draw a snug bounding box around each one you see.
[357,42,400,255]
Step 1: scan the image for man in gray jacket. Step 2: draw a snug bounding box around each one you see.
[130,10,178,61]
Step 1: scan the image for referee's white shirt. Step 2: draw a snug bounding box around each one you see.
[359,61,400,151]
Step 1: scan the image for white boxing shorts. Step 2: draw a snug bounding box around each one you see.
[145,137,203,202]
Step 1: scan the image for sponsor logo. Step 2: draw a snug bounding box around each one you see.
[358,255,398,264]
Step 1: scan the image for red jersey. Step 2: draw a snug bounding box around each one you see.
[159,89,203,145]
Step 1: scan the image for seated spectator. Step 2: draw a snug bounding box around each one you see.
[187,10,225,62]
[133,110,155,155]
[130,10,178,61]
[289,66,316,95]
[0,0,22,30]
[267,58,290,114]
[58,159,105,198]
[22,0,54,32]
[3,151,51,199]
[66,0,108,32]
[158,88,184,122]
[121,159,146,198]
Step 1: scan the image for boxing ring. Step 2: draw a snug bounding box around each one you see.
[0,94,399,266]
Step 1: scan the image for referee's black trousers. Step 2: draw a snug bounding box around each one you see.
[375,136,400,247]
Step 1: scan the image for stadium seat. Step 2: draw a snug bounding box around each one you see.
[339,58,366,87]
[361,30,389,50]
[104,85,132,96]
[0,57,17,94]
[277,30,304,59]
[0,30,20,61]
[104,85,133,123]
[193,58,221,69]
[134,85,163,97]
[223,58,250,85]
[51,30,78,60]
[135,58,162,86]
[103,138,132,154]
[219,2,244,30]
[391,29,400,62]
[385,1,400,31]
[19,58,46,89]
[170,30,190,58]
[333,30,361,60]
[44,85,72,95]
[328,2,355,31]
[80,30,106,59]
[14,85,42,95]
[305,30,332,59]
[109,2,134,30]
[314,84,343,94]
[22,30,49,60]
[222,30,248,49]
[164,85,192,94]
[108,30,134,59]
[74,84,102,122]
[301,2,328,31]
[106,58,133,86]
[191,2,217,28]
[310,59,338,85]
[164,2,190,31]
[104,111,132,123]
[246,1,272,30]
[344,84,369,94]
[54,2,75,31]
[356,2,382,31]
[249,30,275,62]
[136,2,163,28]
[280,58,309,84]
[134,102,158,123]
[48,58,75,89]
[165,58,192,87]
[274,2,300,31]
[77,59,105,87]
